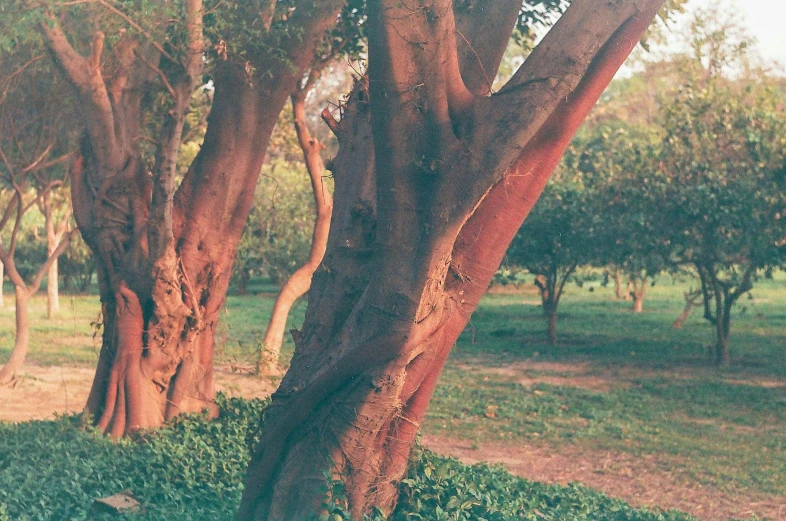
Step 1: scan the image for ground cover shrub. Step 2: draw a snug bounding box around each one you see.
[0,396,699,521]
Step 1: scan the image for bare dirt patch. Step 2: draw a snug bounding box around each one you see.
[456,360,627,393]
[0,364,278,423]
[421,435,786,521]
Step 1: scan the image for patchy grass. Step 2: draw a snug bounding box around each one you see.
[0,397,697,521]
[2,274,785,512]
[422,274,786,498]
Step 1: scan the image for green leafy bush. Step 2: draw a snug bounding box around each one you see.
[0,397,696,521]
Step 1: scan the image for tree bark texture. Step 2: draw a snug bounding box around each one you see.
[43,0,345,436]
[239,1,666,519]
[258,88,334,375]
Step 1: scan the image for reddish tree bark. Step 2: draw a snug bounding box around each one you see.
[41,0,345,435]
[239,1,666,519]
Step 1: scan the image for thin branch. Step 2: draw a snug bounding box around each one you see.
[30,230,75,293]
[135,48,177,98]
[95,0,176,63]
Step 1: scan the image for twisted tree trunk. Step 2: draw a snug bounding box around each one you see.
[43,0,344,435]
[239,1,665,518]
[258,87,333,375]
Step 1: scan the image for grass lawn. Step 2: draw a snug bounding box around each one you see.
[1,274,785,504]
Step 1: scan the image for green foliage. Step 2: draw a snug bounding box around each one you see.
[0,395,268,521]
[234,110,334,286]
[58,233,96,293]
[392,448,694,521]
[0,396,698,521]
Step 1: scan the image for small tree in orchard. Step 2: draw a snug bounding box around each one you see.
[0,58,74,382]
[582,121,668,313]
[507,171,601,344]
[657,9,786,364]
[238,0,671,518]
[660,81,786,364]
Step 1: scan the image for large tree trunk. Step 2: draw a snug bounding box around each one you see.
[44,1,345,436]
[0,287,30,384]
[239,1,664,519]
[258,90,333,375]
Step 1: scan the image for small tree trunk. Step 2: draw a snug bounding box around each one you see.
[238,269,250,295]
[673,289,701,329]
[631,277,646,313]
[614,270,626,299]
[258,91,333,376]
[547,305,558,345]
[715,300,732,366]
[0,260,4,308]
[0,287,31,384]
[46,259,59,318]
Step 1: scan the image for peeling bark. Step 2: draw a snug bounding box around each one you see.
[239,0,666,518]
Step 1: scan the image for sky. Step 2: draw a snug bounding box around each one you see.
[672,0,786,70]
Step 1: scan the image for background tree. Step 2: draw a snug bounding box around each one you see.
[507,171,600,344]
[238,0,670,518]
[580,121,668,312]
[657,47,786,364]
[2,0,348,435]
[0,56,74,382]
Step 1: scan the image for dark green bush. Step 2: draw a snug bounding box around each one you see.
[0,396,696,521]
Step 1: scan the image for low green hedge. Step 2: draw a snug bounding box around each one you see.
[0,396,695,521]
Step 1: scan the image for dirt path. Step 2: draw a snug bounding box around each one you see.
[0,364,278,423]
[421,435,785,521]
[2,364,784,520]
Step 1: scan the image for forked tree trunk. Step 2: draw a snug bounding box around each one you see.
[714,292,732,366]
[43,1,344,436]
[258,90,333,375]
[0,231,72,384]
[239,1,664,518]
[631,276,647,313]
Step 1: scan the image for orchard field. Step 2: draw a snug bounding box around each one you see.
[2,275,785,520]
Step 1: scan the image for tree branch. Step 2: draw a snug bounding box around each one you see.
[29,230,75,293]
